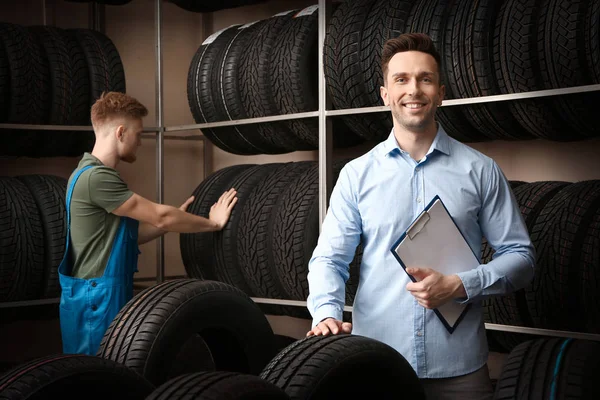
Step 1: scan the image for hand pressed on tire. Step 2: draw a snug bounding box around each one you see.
[209,188,237,230]
[306,318,352,337]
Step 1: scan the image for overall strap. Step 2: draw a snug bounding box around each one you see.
[66,165,94,227]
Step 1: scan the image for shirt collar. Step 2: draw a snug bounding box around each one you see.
[381,123,451,158]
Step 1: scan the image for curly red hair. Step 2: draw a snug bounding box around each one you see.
[91,91,148,127]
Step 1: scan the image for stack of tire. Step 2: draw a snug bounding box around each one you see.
[483,180,600,353]
[494,337,600,399]
[0,278,426,399]
[186,5,365,155]
[181,166,600,336]
[0,175,67,304]
[325,0,600,142]
[0,23,125,157]
[180,161,361,318]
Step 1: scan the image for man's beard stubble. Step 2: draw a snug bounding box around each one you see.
[391,106,435,132]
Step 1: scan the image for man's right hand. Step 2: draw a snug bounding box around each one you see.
[306,318,352,337]
[209,188,238,230]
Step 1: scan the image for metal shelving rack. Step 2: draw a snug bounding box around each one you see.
[0,0,172,307]
[2,0,600,344]
[165,0,600,343]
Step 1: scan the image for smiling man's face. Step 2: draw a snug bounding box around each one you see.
[380,50,445,133]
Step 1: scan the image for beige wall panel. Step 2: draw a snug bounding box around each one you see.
[102,0,206,278]
[0,0,45,26]
[105,1,157,124]
[469,138,600,182]
[49,0,90,29]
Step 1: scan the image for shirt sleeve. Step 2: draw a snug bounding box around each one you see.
[456,161,535,302]
[87,166,134,213]
[307,165,362,327]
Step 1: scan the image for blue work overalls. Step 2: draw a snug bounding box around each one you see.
[58,165,140,355]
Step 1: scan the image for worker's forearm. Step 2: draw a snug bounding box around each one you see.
[157,205,221,233]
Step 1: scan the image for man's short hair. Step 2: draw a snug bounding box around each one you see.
[381,33,443,85]
[91,91,148,127]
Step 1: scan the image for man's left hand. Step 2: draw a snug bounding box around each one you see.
[405,267,467,309]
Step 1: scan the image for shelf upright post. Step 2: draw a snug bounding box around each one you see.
[90,2,105,33]
[201,12,213,180]
[318,0,332,228]
[155,0,165,284]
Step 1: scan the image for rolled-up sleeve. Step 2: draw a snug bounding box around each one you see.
[457,161,535,302]
[307,166,362,327]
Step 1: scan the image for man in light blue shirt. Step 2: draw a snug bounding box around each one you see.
[306,33,534,399]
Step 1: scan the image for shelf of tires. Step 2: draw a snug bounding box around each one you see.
[4,167,599,344]
[186,0,600,154]
[0,22,126,157]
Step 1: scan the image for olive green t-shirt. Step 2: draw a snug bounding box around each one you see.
[68,153,134,279]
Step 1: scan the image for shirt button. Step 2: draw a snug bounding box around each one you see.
[416,331,423,336]
[417,198,422,203]
[91,281,97,287]
[91,305,98,311]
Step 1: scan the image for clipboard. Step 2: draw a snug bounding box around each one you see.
[390,195,479,333]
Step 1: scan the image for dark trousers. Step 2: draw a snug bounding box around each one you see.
[420,364,494,400]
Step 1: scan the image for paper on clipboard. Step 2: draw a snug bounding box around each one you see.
[390,195,479,333]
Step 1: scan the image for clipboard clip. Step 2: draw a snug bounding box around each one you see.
[406,211,431,240]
